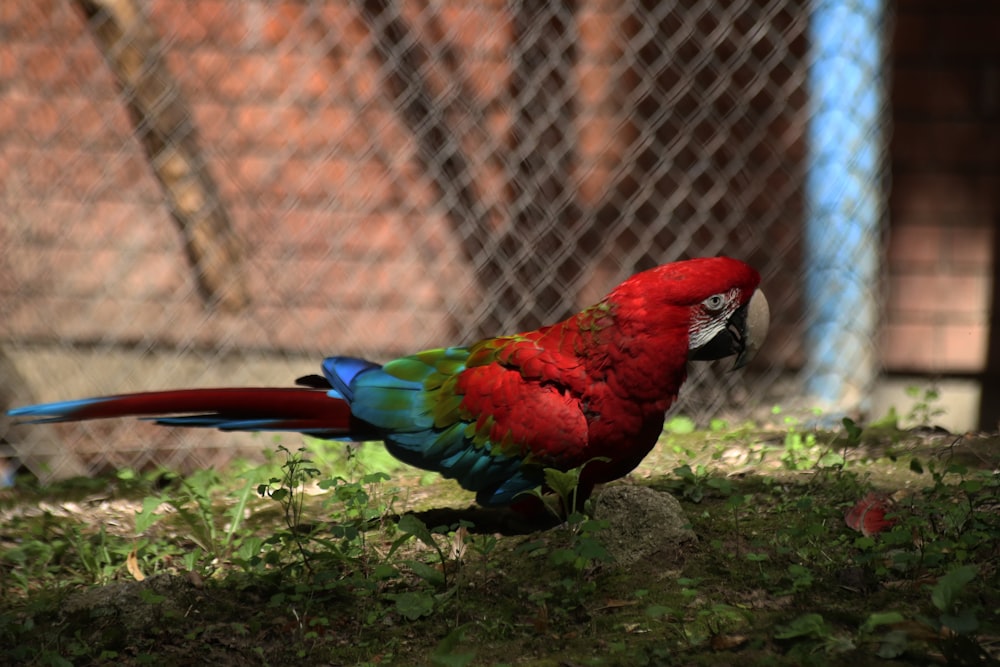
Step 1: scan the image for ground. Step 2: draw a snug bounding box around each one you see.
[1,411,998,666]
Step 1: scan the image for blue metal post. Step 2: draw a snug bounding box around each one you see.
[804,0,888,413]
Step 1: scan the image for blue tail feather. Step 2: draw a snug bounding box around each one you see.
[6,397,109,424]
[321,357,381,402]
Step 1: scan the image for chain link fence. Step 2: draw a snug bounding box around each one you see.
[0,0,889,480]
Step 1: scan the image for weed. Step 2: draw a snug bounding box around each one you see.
[904,383,946,428]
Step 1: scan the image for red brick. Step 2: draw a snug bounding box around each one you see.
[937,272,991,316]
[882,322,937,371]
[893,65,984,118]
[889,263,992,316]
[893,120,1000,168]
[156,3,208,44]
[1,1,63,38]
[259,2,305,46]
[944,224,993,269]
[154,0,246,49]
[940,323,989,371]
[258,210,407,258]
[185,48,229,91]
[579,8,622,54]
[891,172,996,217]
[296,107,353,151]
[21,99,61,143]
[442,5,511,56]
[887,223,943,267]
[894,9,1000,59]
[0,44,16,82]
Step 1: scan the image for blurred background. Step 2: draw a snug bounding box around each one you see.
[1,0,996,481]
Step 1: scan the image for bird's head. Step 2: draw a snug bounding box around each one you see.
[611,256,769,370]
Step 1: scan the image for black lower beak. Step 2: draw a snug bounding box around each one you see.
[689,289,769,369]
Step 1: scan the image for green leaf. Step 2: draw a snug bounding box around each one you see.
[876,629,909,659]
[775,613,829,639]
[404,559,445,586]
[708,477,734,494]
[390,591,435,620]
[940,608,979,634]
[709,418,728,432]
[817,451,845,468]
[861,611,905,633]
[672,464,695,480]
[665,415,696,434]
[134,496,163,534]
[842,417,863,444]
[645,604,674,618]
[542,467,579,499]
[960,479,982,493]
[223,478,256,548]
[869,406,900,429]
[397,514,435,549]
[431,625,476,667]
[931,565,977,612]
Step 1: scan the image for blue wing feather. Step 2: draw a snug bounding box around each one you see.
[342,347,541,505]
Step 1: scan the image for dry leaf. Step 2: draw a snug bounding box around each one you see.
[451,525,468,561]
[126,546,145,581]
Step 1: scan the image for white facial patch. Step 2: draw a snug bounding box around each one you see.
[687,288,740,350]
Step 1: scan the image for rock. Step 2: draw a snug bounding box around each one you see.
[592,485,696,567]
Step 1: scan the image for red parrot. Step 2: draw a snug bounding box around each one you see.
[9,257,768,506]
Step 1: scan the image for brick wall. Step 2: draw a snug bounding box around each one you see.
[1,1,481,359]
[885,0,1000,377]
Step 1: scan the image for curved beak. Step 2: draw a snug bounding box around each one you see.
[689,289,770,369]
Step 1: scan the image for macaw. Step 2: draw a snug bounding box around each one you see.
[9,257,768,506]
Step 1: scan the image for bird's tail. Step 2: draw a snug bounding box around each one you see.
[7,387,358,439]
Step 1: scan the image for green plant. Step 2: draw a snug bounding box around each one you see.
[903,384,946,427]
[391,514,450,588]
[523,457,609,519]
[256,445,394,577]
[60,523,118,585]
[667,462,740,503]
[133,467,255,572]
[779,414,819,470]
[430,624,476,667]
[775,612,854,655]
[864,459,1000,578]
[857,566,992,662]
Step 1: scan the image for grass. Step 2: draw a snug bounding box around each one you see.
[0,408,998,666]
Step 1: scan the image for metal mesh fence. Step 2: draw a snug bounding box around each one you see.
[0,0,889,480]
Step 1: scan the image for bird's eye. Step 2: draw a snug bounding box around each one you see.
[703,294,726,311]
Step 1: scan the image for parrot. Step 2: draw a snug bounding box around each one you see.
[8,256,768,507]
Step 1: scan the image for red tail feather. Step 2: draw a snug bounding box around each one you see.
[71,388,343,420]
[14,388,355,436]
